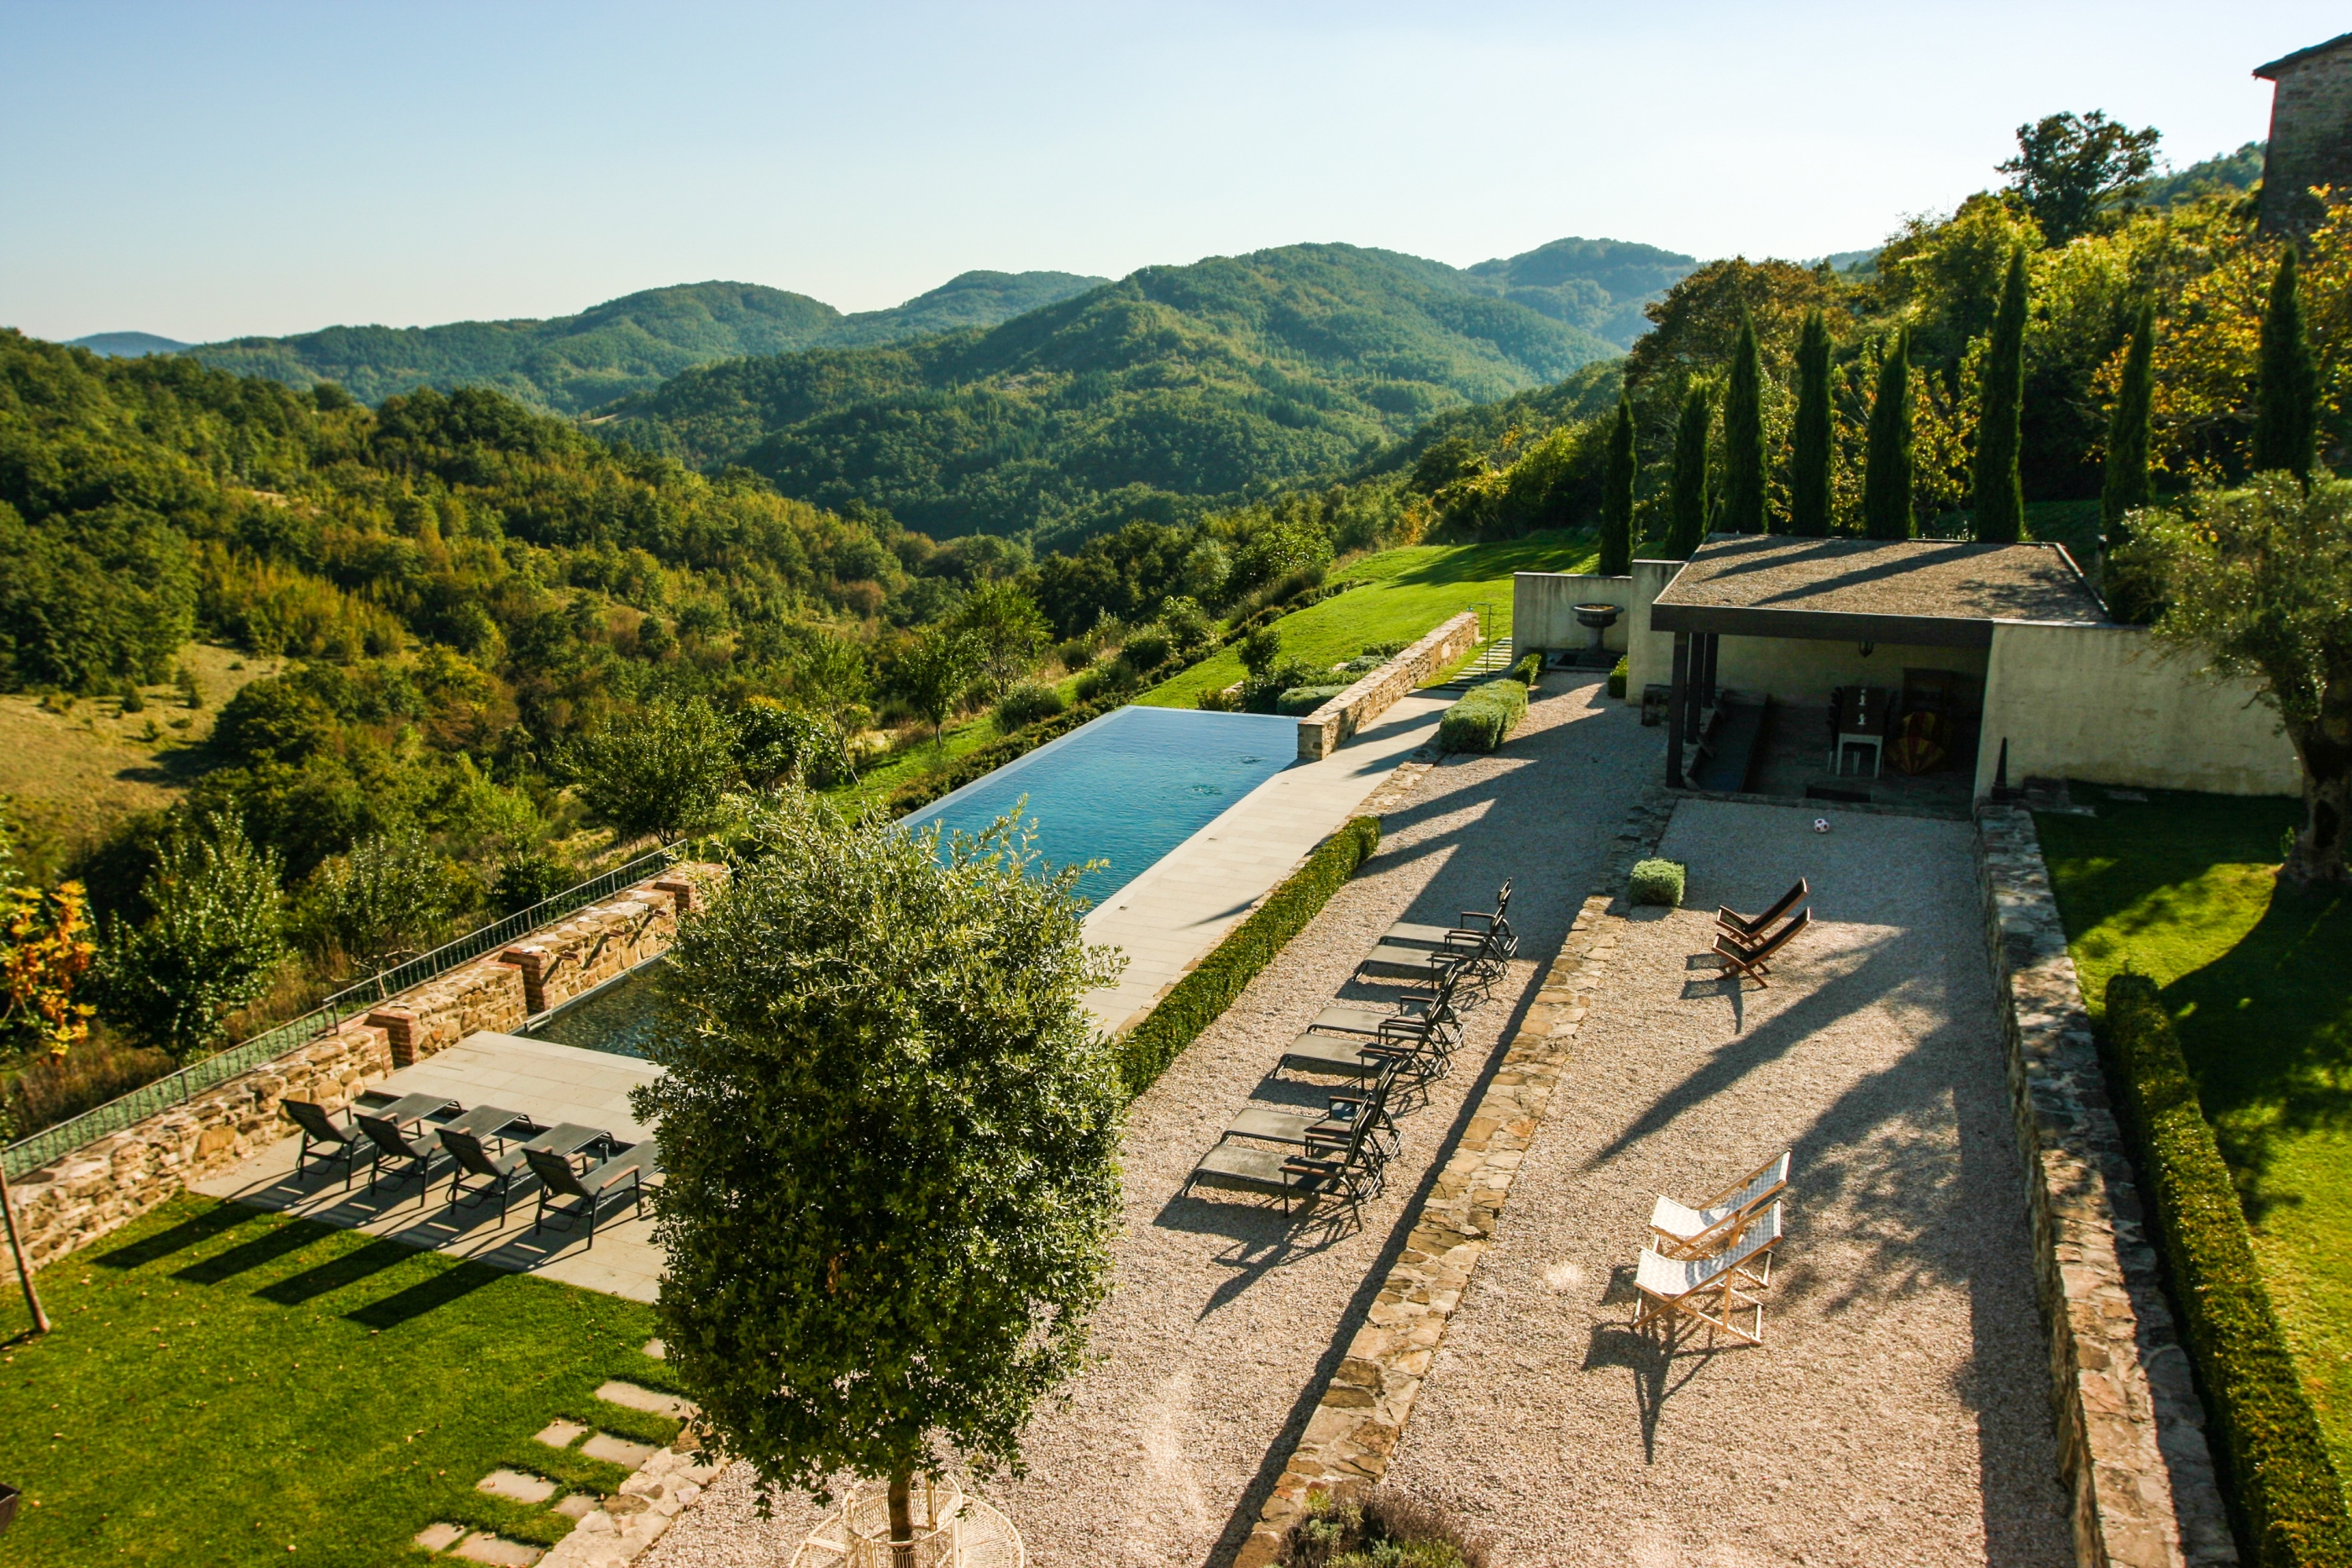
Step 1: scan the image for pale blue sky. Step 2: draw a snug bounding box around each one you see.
[0,2,2332,343]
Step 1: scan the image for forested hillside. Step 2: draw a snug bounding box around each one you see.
[599,241,1644,545]
[175,271,1106,414]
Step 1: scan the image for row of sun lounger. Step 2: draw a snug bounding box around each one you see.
[1184,881,1519,1216]
[282,1094,652,1246]
[1634,1151,1792,1346]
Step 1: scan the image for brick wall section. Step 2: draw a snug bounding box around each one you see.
[1975,806,2235,1568]
[3,863,724,1273]
[1295,612,1480,761]
[1231,789,1677,1568]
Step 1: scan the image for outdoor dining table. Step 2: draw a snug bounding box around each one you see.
[1835,685,1893,778]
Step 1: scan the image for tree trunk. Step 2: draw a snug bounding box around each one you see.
[2285,684,2352,884]
[0,1162,50,1335]
[888,1464,914,1568]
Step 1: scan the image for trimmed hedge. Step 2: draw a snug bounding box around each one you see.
[1276,684,1347,716]
[1628,858,1685,907]
[1510,651,1544,686]
[1115,815,1381,1098]
[1436,679,1528,754]
[2105,973,2352,1567]
[1608,655,1629,700]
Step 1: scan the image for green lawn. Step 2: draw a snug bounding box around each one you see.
[1137,529,1600,710]
[0,1196,683,1566]
[2036,788,2352,1475]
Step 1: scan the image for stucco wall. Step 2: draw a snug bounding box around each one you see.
[1713,637,1987,709]
[1517,559,1685,702]
[1513,570,1630,658]
[1975,622,2300,799]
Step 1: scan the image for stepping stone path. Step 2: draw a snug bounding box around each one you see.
[422,1345,706,1568]
[478,1470,559,1505]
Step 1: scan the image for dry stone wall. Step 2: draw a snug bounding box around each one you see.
[4,865,721,1273]
[1296,612,1479,761]
[1975,805,2234,1568]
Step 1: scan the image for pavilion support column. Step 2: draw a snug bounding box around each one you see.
[1698,632,1719,706]
[1667,632,1690,788]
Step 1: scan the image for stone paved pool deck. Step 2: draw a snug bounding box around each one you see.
[192,1031,665,1303]
[1083,691,1451,1031]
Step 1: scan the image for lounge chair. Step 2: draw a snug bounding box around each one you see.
[1713,910,1811,988]
[357,1113,451,1202]
[439,1127,533,1221]
[1385,880,1517,969]
[1185,1109,1383,1215]
[1306,968,1465,1045]
[1633,1204,1785,1347]
[524,1144,649,1246]
[1717,879,1806,942]
[1650,1151,1791,1262]
[284,1099,374,1189]
[1223,1070,1402,1162]
[1282,1015,1450,1083]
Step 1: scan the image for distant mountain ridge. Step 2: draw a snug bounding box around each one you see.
[160,271,1107,413]
[604,238,1693,544]
[66,331,192,358]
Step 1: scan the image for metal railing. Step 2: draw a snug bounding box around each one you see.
[3,845,683,1178]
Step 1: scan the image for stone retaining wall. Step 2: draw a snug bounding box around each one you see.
[1974,805,2234,1568]
[5,864,721,1274]
[1296,612,1480,761]
[1232,788,1677,1567]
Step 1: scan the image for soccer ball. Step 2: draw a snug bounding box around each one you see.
[1812,817,1830,834]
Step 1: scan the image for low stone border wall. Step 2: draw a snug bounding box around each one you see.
[1232,788,1677,1567]
[7,865,722,1273]
[1296,611,1480,761]
[1974,805,2234,1568]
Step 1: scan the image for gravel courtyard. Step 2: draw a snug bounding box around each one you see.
[1380,799,2073,1566]
[641,678,1656,1568]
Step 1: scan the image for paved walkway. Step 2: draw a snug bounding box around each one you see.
[1083,693,1450,1031]
[638,678,1661,1568]
[192,1031,665,1303]
[1380,800,2072,1565]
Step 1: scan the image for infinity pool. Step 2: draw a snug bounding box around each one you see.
[900,705,1299,907]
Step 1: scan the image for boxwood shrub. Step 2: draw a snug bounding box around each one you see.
[1435,679,1528,754]
[1628,858,1685,907]
[1510,651,1544,686]
[1116,815,1380,1098]
[1608,655,1630,700]
[2105,973,2352,1566]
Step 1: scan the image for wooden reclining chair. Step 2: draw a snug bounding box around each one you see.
[1713,910,1810,989]
[1649,1151,1791,1268]
[1716,879,1806,942]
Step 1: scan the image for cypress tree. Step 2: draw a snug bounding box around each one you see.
[1788,309,1832,537]
[1971,247,2028,542]
[2101,299,2155,544]
[1862,332,1914,541]
[1665,385,1710,559]
[1600,392,1635,575]
[2251,245,2318,483]
[1723,310,1767,532]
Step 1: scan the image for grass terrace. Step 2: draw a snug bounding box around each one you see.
[2036,786,2352,1476]
[1138,529,1600,710]
[0,1195,685,1566]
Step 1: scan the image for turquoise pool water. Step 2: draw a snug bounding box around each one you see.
[900,705,1299,907]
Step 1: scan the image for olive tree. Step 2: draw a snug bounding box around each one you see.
[635,792,1125,1548]
[2118,474,2352,884]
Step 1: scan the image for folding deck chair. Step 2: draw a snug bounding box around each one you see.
[1713,910,1811,988]
[1633,1203,1786,1347]
[1717,879,1806,942]
[1649,1151,1791,1263]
